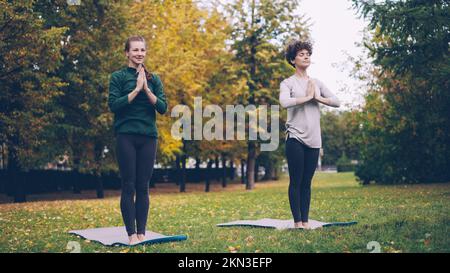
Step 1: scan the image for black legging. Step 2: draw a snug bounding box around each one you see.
[285,137,320,223]
[116,133,157,236]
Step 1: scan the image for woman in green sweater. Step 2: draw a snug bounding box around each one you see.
[108,36,167,245]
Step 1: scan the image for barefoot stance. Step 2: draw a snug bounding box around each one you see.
[128,234,140,245]
[302,222,312,230]
[137,234,146,242]
[294,222,303,229]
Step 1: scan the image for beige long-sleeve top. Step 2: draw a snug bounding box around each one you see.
[279,75,340,148]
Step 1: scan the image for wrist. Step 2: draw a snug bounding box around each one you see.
[145,89,157,103]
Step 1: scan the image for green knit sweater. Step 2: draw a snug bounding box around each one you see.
[108,66,167,137]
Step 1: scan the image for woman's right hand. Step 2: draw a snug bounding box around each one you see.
[128,67,145,103]
[135,69,145,91]
[306,79,315,100]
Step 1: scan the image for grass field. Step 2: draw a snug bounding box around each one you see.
[0,172,448,253]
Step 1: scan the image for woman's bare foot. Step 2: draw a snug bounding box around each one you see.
[302,222,312,229]
[137,234,146,242]
[128,234,140,245]
[294,222,303,229]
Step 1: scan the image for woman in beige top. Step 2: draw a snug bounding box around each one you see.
[279,40,340,229]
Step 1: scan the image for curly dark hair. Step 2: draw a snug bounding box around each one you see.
[285,40,313,68]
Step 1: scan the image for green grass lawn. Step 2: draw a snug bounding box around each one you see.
[0,172,449,253]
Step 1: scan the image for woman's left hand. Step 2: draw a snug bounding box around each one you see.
[142,74,157,105]
[312,81,321,100]
[143,74,151,93]
[313,85,331,105]
[136,64,151,92]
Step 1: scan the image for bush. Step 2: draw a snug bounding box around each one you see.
[352,0,450,185]
[336,153,356,173]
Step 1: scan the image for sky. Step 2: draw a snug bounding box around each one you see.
[297,0,370,110]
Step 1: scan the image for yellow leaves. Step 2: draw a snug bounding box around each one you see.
[244,235,254,246]
[0,172,447,253]
[384,245,402,253]
[227,245,240,253]
[79,102,90,112]
[126,0,235,159]
[158,123,182,151]
[120,248,130,253]
[96,113,113,127]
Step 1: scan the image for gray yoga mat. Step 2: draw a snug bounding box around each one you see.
[217,218,357,230]
[69,226,187,246]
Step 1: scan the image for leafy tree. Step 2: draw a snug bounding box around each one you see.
[321,111,360,165]
[130,0,255,191]
[0,0,67,202]
[224,0,309,189]
[34,0,128,182]
[352,0,450,184]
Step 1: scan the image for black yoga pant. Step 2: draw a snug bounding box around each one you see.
[285,137,320,223]
[116,133,157,236]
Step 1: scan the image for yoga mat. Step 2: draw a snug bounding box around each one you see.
[69,226,187,246]
[217,218,357,230]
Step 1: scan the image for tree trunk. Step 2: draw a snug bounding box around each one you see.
[72,156,81,194]
[8,146,26,203]
[230,160,235,180]
[0,143,5,169]
[245,1,257,191]
[263,164,271,181]
[240,159,246,184]
[175,155,180,186]
[195,157,201,182]
[96,175,104,199]
[0,144,4,193]
[246,142,256,190]
[149,177,156,188]
[215,156,220,182]
[95,143,104,199]
[205,159,213,192]
[195,157,201,169]
[271,164,278,180]
[180,154,186,192]
[221,156,227,188]
[254,158,259,182]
